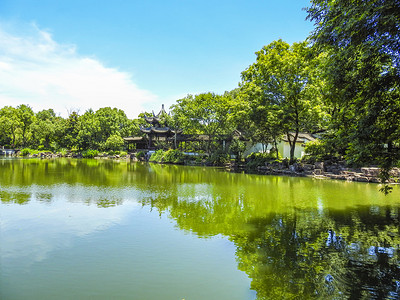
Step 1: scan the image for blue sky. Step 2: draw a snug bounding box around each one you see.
[0,0,314,118]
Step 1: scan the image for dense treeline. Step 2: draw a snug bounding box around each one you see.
[0,105,140,152]
[1,0,399,185]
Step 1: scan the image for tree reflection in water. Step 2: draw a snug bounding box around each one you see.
[230,207,400,299]
[145,195,400,299]
[1,159,400,299]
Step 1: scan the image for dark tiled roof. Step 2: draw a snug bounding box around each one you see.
[282,132,317,143]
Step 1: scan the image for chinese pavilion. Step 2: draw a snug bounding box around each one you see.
[124,105,181,151]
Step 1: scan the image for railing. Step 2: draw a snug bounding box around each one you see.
[0,149,17,156]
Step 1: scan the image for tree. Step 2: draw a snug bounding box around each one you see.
[171,92,235,152]
[95,107,130,143]
[16,104,35,147]
[30,109,57,149]
[61,111,80,149]
[104,134,125,152]
[240,40,326,163]
[307,0,400,192]
[76,109,101,150]
[233,88,283,158]
[0,106,20,147]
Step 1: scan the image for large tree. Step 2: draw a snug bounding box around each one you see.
[171,92,235,152]
[240,40,326,163]
[307,0,400,191]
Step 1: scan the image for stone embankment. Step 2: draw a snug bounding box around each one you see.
[257,161,400,184]
[12,151,131,160]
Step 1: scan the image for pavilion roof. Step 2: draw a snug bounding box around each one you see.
[282,132,318,143]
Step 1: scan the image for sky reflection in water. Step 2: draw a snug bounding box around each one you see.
[1,158,400,299]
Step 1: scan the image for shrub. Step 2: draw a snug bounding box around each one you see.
[229,139,247,161]
[136,151,145,160]
[245,151,278,168]
[104,134,124,151]
[149,149,165,162]
[163,149,185,164]
[58,148,68,156]
[207,150,230,166]
[82,149,99,158]
[302,140,328,163]
[20,148,31,156]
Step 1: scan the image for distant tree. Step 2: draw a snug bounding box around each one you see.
[0,106,20,147]
[95,107,130,142]
[31,109,57,149]
[62,111,80,149]
[104,134,125,152]
[16,104,35,147]
[76,109,101,150]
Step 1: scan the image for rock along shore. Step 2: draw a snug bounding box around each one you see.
[7,150,399,184]
[254,161,400,184]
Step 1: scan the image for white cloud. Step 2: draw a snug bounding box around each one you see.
[0,23,159,118]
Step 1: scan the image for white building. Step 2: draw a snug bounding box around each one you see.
[243,132,318,159]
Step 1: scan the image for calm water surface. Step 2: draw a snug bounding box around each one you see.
[1,158,400,299]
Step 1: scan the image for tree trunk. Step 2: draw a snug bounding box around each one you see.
[174,132,177,149]
[287,131,299,164]
[274,138,279,159]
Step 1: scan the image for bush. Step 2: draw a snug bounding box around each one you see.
[246,151,278,168]
[163,149,185,164]
[20,148,31,156]
[82,149,99,158]
[229,139,247,161]
[302,140,329,163]
[148,149,186,164]
[58,148,68,156]
[104,134,124,151]
[207,150,230,166]
[136,151,145,160]
[149,149,165,162]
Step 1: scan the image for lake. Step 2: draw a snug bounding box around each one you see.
[1,158,400,299]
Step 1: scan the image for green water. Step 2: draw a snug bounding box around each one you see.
[1,159,400,299]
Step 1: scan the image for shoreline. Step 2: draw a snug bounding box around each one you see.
[3,151,399,185]
[229,162,400,185]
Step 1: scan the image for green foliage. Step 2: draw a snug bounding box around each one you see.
[82,149,99,158]
[58,148,68,156]
[246,152,279,169]
[163,149,185,164]
[30,109,58,150]
[207,150,230,166]
[171,92,235,152]
[16,104,35,147]
[229,139,246,160]
[20,148,31,156]
[302,140,329,162]
[0,106,21,147]
[104,134,124,151]
[149,149,186,164]
[307,0,400,191]
[149,149,165,162]
[136,151,145,160]
[240,39,327,163]
[62,111,80,149]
